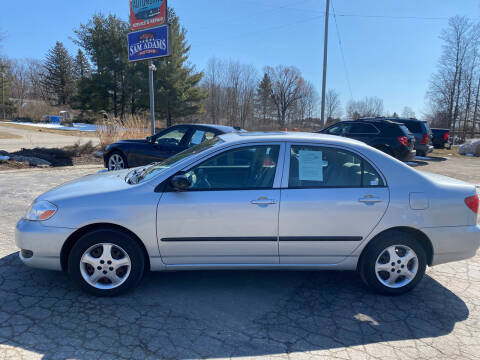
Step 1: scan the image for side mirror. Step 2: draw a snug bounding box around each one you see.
[170,174,191,191]
[146,136,154,143]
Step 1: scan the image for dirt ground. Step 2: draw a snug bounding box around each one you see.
[0,123,99,152]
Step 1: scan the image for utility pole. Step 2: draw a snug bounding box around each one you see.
[148,61,157,136]
[320,0,330,126]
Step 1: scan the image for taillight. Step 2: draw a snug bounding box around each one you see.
[398,136,408,146]
[465,195,479,214]
[444,132,450,141]
[422,134,428,145]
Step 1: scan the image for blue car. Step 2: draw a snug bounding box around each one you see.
[132,0,163,20]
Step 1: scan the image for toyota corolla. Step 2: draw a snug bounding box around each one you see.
[16,132,480,296]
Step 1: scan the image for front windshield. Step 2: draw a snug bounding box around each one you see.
[135,137,224,183]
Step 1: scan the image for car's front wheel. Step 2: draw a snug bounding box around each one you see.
[359,231,427,295]
[107,151,127,171]
[68,228,145,296]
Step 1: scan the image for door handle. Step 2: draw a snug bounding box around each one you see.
[359,195,383,204]
[251,197,277,205]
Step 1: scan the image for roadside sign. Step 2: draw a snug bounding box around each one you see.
[128,25,170,62]
[130,0,167,31]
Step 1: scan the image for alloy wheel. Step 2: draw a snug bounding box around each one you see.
[375,245,419,289]
[80,243,131,290]
[108,154,125,171]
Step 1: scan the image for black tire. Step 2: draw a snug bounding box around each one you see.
[107,151,128,171]
[68,228,145,297]
[416,150,426,157]
[358,230,427,295]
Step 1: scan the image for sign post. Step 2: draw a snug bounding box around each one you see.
[128,0,169,136]
[148,61,156,135]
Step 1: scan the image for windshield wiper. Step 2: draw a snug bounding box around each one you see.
[128,163,161,184]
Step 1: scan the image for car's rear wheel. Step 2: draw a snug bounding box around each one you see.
[107,151,127,171]
[68,229,145,296]
[359,231,427,295]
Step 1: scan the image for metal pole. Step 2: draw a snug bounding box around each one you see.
[1,72,4,120]
[320,0,330,126]
[148,60,156,135]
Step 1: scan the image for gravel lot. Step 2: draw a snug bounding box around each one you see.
[0,124,99,152]
[0,156,479,360]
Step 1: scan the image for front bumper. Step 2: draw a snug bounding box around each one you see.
[15,219,75,271]
[423,225,480,266]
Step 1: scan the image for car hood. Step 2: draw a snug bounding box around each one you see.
[37,169,134,203]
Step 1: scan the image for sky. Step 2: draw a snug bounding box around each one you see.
[1,0,479,119]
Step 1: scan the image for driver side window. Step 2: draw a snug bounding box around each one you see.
[155,127,188,146]
[184,145,280,190]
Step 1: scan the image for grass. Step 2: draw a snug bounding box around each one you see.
[0,122,97,137]
[0,131,22,139]
[96,115,152,149]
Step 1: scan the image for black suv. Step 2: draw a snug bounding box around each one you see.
[431,128,451,149]
[320,119,416,161]
[391,118,433,157]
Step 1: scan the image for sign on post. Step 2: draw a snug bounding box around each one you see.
[130,0,167,31]
[128,25,170,62]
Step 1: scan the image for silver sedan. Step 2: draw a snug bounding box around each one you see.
[16,132,480,296]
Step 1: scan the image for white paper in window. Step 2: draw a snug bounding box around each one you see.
[298,150,327,181]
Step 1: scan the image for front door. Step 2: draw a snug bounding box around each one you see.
[279,144,389,264]
[157,143,285,265]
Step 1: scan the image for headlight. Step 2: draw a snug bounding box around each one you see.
[25,200,58,221]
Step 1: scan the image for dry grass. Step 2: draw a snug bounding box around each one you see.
[0,131,22,139]
[96,115,152,149]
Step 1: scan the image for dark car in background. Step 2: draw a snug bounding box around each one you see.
[431,128,451,149]
[319,119,416,161]
[393,118,433,157]
[104,124,244,170]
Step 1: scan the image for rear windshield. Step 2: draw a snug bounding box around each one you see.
[398,124,412,136]
[398,120,429,133]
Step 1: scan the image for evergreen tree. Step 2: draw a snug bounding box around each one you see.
[256,73,273,121]
[42,42,74,105]
[73,49,91,80]
[74,10,206,123]
[74,14,133,117]
[153,9,207,127]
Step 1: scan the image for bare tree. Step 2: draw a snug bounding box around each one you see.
[401,106,416,118]
[346,97,384,120]
[427,16,480,141]
[265,65,305,127]
[325,89,342,121]
[203,58,224,124]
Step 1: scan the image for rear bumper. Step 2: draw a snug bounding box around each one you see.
[416,144,434,155]
[422,225,480,266]
[398,148,416,162]
[15,219,74,271]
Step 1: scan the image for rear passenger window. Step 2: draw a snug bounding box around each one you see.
[349,123,378,134]
[289,145,384,188]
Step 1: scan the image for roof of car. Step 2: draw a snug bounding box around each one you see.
[219,131,366,147]
[194,124,245,133]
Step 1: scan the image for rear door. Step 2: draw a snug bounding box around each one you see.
[278,143,389,264]
[345,122,379,144]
